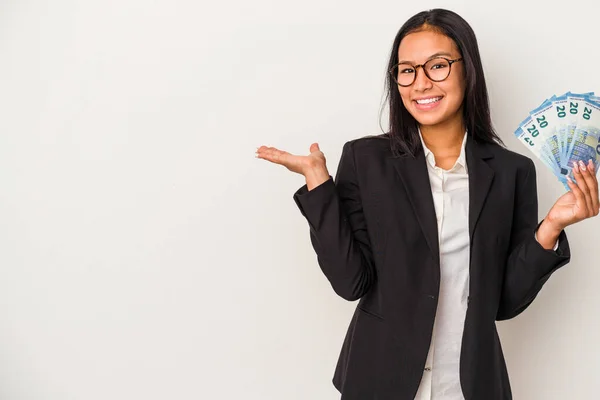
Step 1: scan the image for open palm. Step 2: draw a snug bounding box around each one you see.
[256,143,326,175]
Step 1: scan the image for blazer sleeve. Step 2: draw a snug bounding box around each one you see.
[496,158,571,321]
[292,141,376,301]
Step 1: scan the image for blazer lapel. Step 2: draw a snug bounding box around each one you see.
[388,133,495,267]
[466,135,495,241]
[389,146,440,266]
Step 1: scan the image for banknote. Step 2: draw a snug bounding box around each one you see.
[514,115,563,177]
[515,91,600,191]
[566,96,600,179]
[562,92,594,166]
[528,98,567,177]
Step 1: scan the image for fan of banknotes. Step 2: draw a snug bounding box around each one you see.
[515,91,600,191]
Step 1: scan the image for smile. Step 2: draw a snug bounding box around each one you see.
[415,96,443,104]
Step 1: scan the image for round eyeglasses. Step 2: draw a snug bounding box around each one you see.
[389,57,463,87]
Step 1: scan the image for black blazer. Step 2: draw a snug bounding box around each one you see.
[292,133,571,400]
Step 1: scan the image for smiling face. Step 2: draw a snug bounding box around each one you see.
[396,29,466,129]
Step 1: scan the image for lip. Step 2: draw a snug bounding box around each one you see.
[413,96,443,111]
[413,95,443,101]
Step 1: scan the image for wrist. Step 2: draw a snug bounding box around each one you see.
[543,214,566,234]
[304,164,330,191]
[536,218,563,250]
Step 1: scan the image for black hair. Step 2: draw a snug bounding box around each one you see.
[380,8,505,157]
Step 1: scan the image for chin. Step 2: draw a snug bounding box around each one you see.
[410,105,462,128]
[410,111,448,127]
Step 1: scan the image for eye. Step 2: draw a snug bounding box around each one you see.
[400,68,414,74]
[430,63,448,70]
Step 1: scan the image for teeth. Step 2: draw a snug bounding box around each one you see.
[416,97,441,104]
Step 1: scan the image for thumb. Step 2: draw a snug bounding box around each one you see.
[309,143,320,153]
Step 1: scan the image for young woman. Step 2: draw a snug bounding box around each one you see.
[256,8,599,400]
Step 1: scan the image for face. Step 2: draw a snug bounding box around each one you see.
[395,29,466,128]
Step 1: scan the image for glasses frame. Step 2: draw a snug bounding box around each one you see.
[389,57,463,87]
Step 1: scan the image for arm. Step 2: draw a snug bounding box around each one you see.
[292,141,376,301]
[496,159,571,321]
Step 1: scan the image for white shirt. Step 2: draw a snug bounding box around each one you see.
[414,129,470,400]
[413,130,558,399]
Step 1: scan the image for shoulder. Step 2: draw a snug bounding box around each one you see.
[478,140,536,175]
[342,133,393,158]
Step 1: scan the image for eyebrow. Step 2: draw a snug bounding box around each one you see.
[397,52,454,64]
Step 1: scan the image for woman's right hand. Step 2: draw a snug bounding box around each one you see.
[256,143,330,190]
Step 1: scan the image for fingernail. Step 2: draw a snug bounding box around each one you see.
[589,159,595,171]
[579,160,587,171]
[573,161,580,173]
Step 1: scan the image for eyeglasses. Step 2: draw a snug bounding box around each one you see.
[389,57,463,87]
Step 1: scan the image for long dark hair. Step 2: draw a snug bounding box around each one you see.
[381,9,504,157]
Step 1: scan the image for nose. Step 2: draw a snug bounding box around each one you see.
[412,65,433,91]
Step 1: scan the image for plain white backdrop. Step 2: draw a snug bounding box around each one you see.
[1,0,599,398]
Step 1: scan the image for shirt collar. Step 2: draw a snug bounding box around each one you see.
[418,128,468,173]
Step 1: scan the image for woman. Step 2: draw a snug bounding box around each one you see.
[256,8,599,400]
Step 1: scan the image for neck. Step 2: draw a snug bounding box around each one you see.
[419,117,466,156]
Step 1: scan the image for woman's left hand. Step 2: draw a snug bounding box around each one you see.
[546,159,599,231]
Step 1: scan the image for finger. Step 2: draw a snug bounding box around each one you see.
[587,159,600,215]
[572,161,593,216]
[255,145,270,157]
[567,165,587,212]
[577,160,596,215]
[257,146,291,166]
[269,148,292,165]
[566,175,585,208]
[255,145,278,158]
[310,143,320,153]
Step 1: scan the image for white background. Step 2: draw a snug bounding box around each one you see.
[1,0,599,399]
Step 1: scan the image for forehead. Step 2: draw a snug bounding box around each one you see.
[397,30,459,63]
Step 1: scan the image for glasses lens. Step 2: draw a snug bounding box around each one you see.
[425,58,451,81]
[392,63,415,86]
